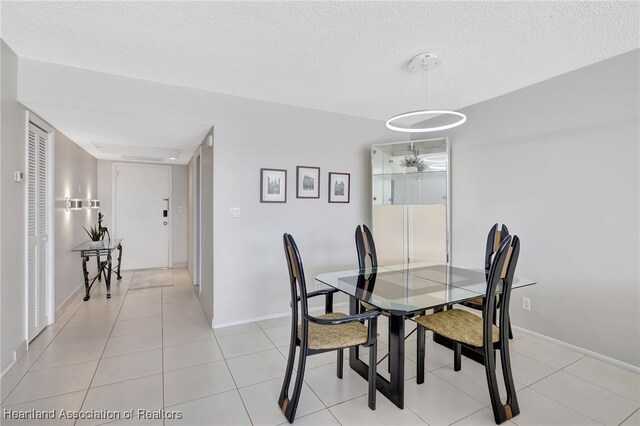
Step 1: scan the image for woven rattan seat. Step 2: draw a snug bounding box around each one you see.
[299,313,369,350]
[415,309,499,347]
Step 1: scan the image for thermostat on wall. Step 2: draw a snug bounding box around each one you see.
[14,171,24,182]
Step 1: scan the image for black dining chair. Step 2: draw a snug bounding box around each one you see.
[279,234,380,423]
[414,235,521,424]
[355,224,379,313]
[461,224,514,339]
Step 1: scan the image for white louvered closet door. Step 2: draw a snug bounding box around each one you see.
[27,123,50,341]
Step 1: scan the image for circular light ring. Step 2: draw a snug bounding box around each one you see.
[386,110,467,133]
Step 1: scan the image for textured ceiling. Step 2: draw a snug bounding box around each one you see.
[2,1,639,159]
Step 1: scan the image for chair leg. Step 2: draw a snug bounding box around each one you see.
[283,345,308,423]
[508,319,514,340]
[416,324,425,384]
[454,342,462,371]
[499,342,520,421]
[387,326,392,373]
[484,345,511,424]
[368,341,377,410]
[278,327,298,421]
[337,349,344,379]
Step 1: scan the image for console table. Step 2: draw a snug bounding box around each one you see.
[72,239,123,300]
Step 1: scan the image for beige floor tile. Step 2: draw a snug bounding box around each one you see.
[330,393,427,425]
[509,388,601,426]
[32,338,107,370]
[4,360,97,405]
[217,330,275,358]
[27,328,60,350]
[162,285,197,295]
[277,345,339,371]
[277,409,339,426]
[163,310,208,328]
[103,330,162,357]
[50,323,113,346]
[304,362,368,407]
[213,322,260,337]
[405,337,454,371]
[165,389,251,425]
[162,300,203,315]
[111,315,162,337]
[239,376,324,425]
[0,390,86,425]
[403,372,484,426]
[263,324,291,347]
[563,356,640,402]
[117,304,161,321]
[163,322,215,346]
[451,407,517,426]
[432,359,525,406]
[79,374,163,426]
[227,349,287,388]
[92,348,162,387]
[163,360,235,406]
[66,309,119,329]
[163,339,223,372]
[3,349,44,377]
[510,335,584,369]
[1,374,23,404]
[126,287,162,297]
[531,371,639,426]
[121,294,162,308]
[257,316,291,330]
[496,350,559,386]
[621,409,639,426]
[162,291,198,304]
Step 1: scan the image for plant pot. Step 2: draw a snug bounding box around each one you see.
[89,241,104,249]
[405,166,418,173]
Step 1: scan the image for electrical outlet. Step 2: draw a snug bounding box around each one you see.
[229,208,240,218]
[521,297,531,311]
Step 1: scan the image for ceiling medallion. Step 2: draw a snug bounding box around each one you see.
[386,53,466,133]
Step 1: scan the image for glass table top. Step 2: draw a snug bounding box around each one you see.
[72,239,123,252]
[315,263,536,315]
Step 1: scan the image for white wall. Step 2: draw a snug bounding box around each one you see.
[412,50,640,367]
[211,106,400,326]
[54,132,99,313]
[1,40,28,373]
[97,161,188,268]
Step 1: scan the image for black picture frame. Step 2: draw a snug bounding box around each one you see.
[260,168,287,203]
[296,166,320,199]
[328,172,350,203]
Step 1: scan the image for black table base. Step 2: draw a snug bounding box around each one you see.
[81,243,123,301]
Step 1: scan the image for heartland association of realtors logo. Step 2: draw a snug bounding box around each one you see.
[3,409,182,421]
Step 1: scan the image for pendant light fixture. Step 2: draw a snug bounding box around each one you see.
[386,53,466,133]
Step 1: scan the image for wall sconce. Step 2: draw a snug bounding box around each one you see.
[66,197,83,211]
[88,199,101,209]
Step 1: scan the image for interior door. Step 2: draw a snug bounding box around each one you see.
[114,164,170,270]
[27,123,50,341]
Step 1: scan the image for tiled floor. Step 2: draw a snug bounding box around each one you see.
[1,268,639,425]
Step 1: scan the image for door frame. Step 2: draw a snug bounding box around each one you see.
[23,111,56,343]
[112,162,173,269]
[192,148,202,294]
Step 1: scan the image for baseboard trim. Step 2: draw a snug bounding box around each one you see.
[54,282,83,320]
[1,340,28,378]
[213,302,349,329]
[172,261,187,268]
[512,325,640,374]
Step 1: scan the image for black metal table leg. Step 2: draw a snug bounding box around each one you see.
[105,251,112,298]
[96,254,101,282]
[387,313,405,408]
[82,255,91,301]
[116,243,123,280]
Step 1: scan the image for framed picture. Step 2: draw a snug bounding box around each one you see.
[296,166,320,199]
[260,168,287,203]
[328,172,350,203]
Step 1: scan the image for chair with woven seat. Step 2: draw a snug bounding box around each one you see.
[355,224,379,312]
[460,223,513,339]
[415,235,521,424]
[279,233,380,423]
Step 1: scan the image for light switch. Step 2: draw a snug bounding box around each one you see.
[14,171,24,182]
[229,208,240,218]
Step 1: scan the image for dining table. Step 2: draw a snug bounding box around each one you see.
[315,262,536,409]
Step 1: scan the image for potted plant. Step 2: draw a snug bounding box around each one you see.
[400,155,426,173]
[83,225,104,248]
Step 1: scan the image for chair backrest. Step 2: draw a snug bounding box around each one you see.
[283,234,310,327]
[485,223,510,272]
[355,224,378,269]
[483,235,520,342]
